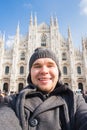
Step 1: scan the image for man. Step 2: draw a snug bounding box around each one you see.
[1,47,87,130]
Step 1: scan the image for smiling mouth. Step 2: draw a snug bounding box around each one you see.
[38,78,52,81]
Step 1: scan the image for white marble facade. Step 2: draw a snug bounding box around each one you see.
[0,14,87,94]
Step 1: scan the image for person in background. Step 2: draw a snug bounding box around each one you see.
[82,91,87,103]
[1,47,87,130]
[0,90,6,104]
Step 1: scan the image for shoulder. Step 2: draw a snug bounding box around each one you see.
[0,105,22,130]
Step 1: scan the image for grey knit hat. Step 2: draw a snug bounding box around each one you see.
[27,47,61,84]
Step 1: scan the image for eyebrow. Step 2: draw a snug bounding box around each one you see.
[32,63,41,66]
[32,61,56,66]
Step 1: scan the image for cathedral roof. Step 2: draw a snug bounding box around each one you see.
[38,22,49,31]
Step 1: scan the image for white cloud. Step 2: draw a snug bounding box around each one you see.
[79,0,87,15]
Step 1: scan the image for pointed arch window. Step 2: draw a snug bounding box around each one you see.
[18,83,23,92]
[77,66,81,74]
[5,66,9,74]
[63,66,67,75]
[3,83,9,92]
[20,66,24,74]
[20,52,25,60]
[78,83,83,93]
[62,52,67,60]
[41,34,47,47]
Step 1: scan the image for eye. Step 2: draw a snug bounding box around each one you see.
[33,64,42,68]
[47,63,56,68]
[47,64,54,67]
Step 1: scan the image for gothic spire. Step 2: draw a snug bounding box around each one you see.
[30,12,33,26]
[16,21,20,35]
[50,15,54,26]
[68,26,72,43]
[34,12,37,26]
[54,15,58,28]
[15,21,20,45]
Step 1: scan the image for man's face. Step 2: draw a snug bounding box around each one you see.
[30,58,59,93]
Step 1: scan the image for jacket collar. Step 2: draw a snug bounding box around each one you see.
[25,94,65,116]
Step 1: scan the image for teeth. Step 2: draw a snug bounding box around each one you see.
[39,78,50,80]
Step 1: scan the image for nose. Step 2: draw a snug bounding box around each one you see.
[40,66,49,74]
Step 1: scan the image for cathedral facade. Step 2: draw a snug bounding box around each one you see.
[0,14,87,94]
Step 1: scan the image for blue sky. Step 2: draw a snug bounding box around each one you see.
[0,0,87,48]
